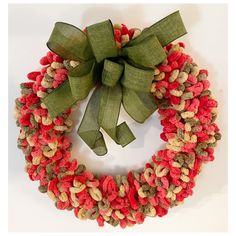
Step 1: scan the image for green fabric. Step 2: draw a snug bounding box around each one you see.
[122,35,166,68]
[121,62,154,92]
[77,87,107,156]
[42,80,77,118]
[122,88,157,123]
[128,11,187,47]
[68,60,96,100]
[87,20,118,63]
[47,22,93,61]
[102,60,123,87]
[42,12,187,156]
[98,84,135,147]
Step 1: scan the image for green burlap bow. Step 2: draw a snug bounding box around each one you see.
[42,11,187,156]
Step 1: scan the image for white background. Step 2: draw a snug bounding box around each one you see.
[8,3,227,232]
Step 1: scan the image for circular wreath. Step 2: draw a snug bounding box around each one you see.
[15,19,221,228]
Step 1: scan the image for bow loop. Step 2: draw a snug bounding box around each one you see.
[122,35,166,68]
[47,22,93,61]
[128,11,187,47]
[87,20,118,63]
[68,60,96,100]
[122,62,154,92]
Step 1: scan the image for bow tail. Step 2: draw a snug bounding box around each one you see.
[77,87,107,156]
[122,87,157,123]
[77,84,135,156]
[98,84,135,147]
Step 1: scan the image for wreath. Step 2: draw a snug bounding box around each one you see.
[15,11,221,228]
